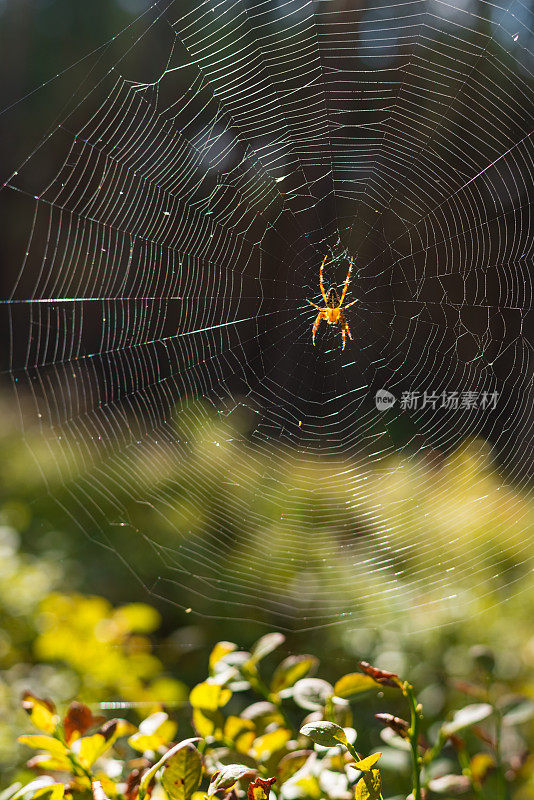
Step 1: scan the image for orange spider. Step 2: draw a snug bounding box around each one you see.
[307,256,358,350]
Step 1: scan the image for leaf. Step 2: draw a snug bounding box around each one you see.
[71,734,110,768]
[334,673,376,698]
[300,721,347,748]
[139,739,201,798]
[17,737,69,758]
[190,683,232,711]
[277,751,313,785]
[71,720,122,767]
[503,700,534,726]
[428,774,470,794]
[292,678,333,710]
[252,728,291,760]
[208,765,256,795]
[470,752,495,782]
[26,755,72,773]
[354,770,381,800]
[21,694,59,735]
[113,603,160,633]
[33,786,64,800]
[378,727,411,752]
[129,711,177,752]
[224,717,256,754]
[64,703,105,744]
[350,753,382,772]
[161,742,203,800]
[441,704,494,736]
[209,642,238,672]
[192,708,223,739]
[9,781,63,800]
[375,713,410,739]
[271,656,318,694]
[358,662,402,689]
[249,633,285,664]
[92,782,110,800]
[247,778,276,800]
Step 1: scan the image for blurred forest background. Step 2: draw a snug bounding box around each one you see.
[0,0,533,797]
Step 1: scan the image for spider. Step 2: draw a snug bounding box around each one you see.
[306,256,358,350]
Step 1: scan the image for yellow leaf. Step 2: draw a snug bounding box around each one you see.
[18,736,69,758]
[71,734,112,768]
[334,674,377,699]
[192,708,223,739]
[34,785,64,800]
[189,682,231,711]
[253,729,290,760]
[355,769,381,800]
[470,752,495,782]
[224,717,256,754]
[22,694,59,734]
[113,604,161,634]
[209,642,237,672]
[27,754,73,773]
[351,753,382,772]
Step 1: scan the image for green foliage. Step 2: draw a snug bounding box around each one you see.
[5,634,534,800]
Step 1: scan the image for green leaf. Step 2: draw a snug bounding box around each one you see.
[354,770,381,800]
[139,739,201,799]
[271,656,318,693]
[277,751,313,785]
[208,764,256,795]
[161,742,203,800]
[300,721,348,748]
[334,673,376,698]
[441,703,493,736]
[249,633,285,664]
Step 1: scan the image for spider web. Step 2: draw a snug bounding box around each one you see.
[2,0,533,631]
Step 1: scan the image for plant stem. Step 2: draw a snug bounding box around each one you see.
[457,744,485,800]
[494,707,510,800]
[404,682,423,800]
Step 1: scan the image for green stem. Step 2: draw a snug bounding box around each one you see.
[494,708,510,800]
[404,682,422,800]
[246,667,296,734]
[458,744,484,800]
[345,742,383,800]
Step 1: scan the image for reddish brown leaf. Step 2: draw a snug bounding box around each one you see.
[358,662,402,689]
[125,769,142,800]
[375,713,410,739]
[64,702,105,744]
[247,777,276,800]
[22,692,56,715]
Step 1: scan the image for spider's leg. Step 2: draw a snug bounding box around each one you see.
[339,257,353,305]
[341,327,346,350]
[307,299,323,310]
[312,312,325,346]
[345,321,353,340]
[342,299,359,309]
[319,255,328,304]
